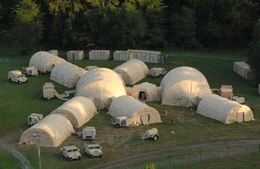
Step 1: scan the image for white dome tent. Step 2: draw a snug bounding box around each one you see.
[76,68,126,108]
[108,95,162,125]
[132,82,162,101]
[50,62,86,88]
[160,66,212,107]
[19,114,74,147]
[29,51,66,73]
[197,94,254,124]
[114,59,149,85]
[51,96,97,128]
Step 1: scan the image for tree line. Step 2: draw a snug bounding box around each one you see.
[0,0,259,52]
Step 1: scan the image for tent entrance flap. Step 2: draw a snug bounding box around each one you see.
[141,114,150,125]
[139,91,147,100]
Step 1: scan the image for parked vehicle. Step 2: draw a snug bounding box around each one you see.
[60,145,81,160]
[83,143,103,158]
[111,116,132,127]
[28,113,43,126]
[8,70,28,83]
[141,128,159,141]
[82,127,96,140]
[148,67,167,77]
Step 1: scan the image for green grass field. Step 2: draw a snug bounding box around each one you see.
[0,49,259,169]
[124,151,260,169]
[0,150,22,169]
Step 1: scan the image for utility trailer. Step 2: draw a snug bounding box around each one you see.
[28,113,43,126]
[148,67,167,77]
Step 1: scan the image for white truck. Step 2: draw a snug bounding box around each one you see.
[141,128,159,141]
[111,116,132,128]
[60,145,81,160]
[8,70,28,83]
[83,143,103,158]
[23,66,39,76]
[28,113,43,126]
[82,127,96,140]
[148,67,167,77]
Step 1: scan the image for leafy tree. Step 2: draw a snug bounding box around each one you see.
[205,21,222,50]
[170,6,199,49]
[109,3,146,49]
[44,0,84,48]
[83,0,146,49]
[12,0,43,54]
[227,0,259,47]
[2,0,259,50]
[0,0,19,42]
[139,0,167,48]
[248,19,260,83]
[146,163,156,169]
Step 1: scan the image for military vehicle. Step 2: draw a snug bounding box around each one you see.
[60,145,81,160]
[83,143,103,158]
[8,70,28,83]
[82,127,96,140]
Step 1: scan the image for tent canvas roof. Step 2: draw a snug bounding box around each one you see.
[50,62,86,88]
[29,51,66,73]
[132,82,161,101]
[76,68,126,108]
[20,114,74,147]
[108,95,161,125]
[51,96,96,128]
[114,59,148,85]
[197,94,254,124]
[160,66,212,107]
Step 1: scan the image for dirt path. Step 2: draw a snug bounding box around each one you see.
[89,139,260,169]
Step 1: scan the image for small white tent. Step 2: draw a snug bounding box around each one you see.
[114,59,148,85]
[233,61,256,80]
[132,82,162,101]
[127,50,162,63]
[50,62,86,88]
[19,114,74,147]
[67,50,84,60]
[160,66,212,107]
[113,50,130,61]
[197,94,254,124]
[29,51,66,73]
[76,68,126,108]
[89,50,110,60]
[51,96,97,128]
[108,95,162,125]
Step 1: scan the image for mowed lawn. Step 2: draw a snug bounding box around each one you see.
[0,50,260,169]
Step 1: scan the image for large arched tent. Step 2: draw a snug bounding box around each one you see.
[76,68,126,108]
[132,82,162,101]
[160,66,212,107]
[197,94,254,124]
[19,114,74,147]
[29,51,66,73]
[50,62,86,88]
[51,96,97,128]
[114,59,148,85]
[108,95,161,125]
